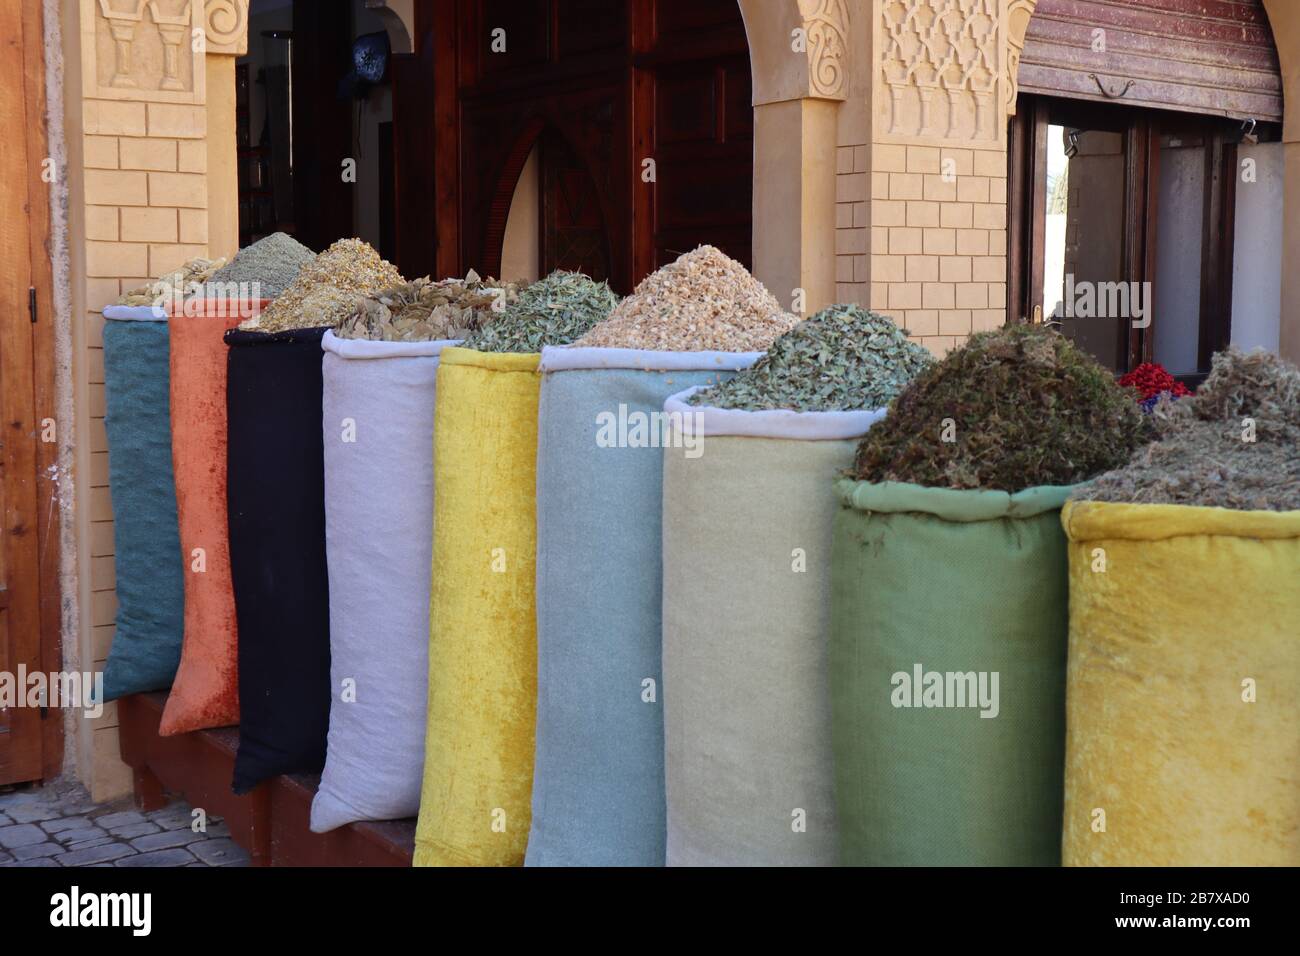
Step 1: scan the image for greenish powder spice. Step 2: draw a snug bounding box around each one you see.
[687,304,933,412]
[460,270,618,353]
[853,325,1153,492]
[205,232,316,301]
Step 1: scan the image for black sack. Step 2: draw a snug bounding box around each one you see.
[225,327,332,794]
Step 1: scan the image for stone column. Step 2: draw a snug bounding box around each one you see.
[202,1,250,261]
[741,0,849,319]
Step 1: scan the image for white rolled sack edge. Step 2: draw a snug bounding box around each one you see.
[539,345,764,373]
[102,305,168,323]
[664,386,889,440]
[321,329,463,360]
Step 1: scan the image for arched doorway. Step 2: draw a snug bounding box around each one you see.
[492,125,615,284]
[1008,0,1288,380]
[448,0,753,293]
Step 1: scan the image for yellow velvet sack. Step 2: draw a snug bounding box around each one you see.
[1061,500,1300,866]
[414,348,541,867]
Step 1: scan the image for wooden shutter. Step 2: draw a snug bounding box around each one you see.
[1018,0,1283,123]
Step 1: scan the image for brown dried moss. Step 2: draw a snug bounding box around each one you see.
[852,325,1152,492]
[1079,348,1300,510]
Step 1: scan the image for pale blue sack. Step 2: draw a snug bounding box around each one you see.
[527,346,758,867]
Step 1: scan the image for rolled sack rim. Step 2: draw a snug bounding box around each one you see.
[665,386,887,441]
[539,345,763,373]
[102,305,168,323]
[439,345,541,373]
[224,326,331,348]
[1062,498,1300,543]
[835,477,1079,522]
[321,328,463,361]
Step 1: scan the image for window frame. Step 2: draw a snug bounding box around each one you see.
[1007,94,1276,383]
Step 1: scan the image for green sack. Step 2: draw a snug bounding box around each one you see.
[829,479,1075,866]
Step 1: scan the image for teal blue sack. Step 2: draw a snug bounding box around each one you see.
[99,311,185,700]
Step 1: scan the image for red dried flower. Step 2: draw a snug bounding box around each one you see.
[1119,363,1191,401]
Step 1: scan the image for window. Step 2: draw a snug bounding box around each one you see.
[1008,94,1280,382]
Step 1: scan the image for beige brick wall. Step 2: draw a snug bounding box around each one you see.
[830,0,1021,357]
[834,136,1009,357]
[870,143,1008,357]
[70,0,219,800]
[835,143,871,307]
[78,88,212,798]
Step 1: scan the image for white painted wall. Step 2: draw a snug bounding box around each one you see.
[1232,142,1284,353]
[1153,145,1205,376]
[500,143,541,283]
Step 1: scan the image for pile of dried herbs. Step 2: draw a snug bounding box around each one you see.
[461,270,617,353]
[575,245,798,352]
[1078,348,1300,510]
[202,232,316,301]
[117,256,228,307]
[336,271,523,342]
[240,238,403,333]
[852,324,1152,492]
[687,304,932,412]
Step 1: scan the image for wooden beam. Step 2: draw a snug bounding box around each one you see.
[21,0,63,783]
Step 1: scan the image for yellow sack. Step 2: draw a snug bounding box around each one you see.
[1061,500,1300,866]
[415,348,541,867]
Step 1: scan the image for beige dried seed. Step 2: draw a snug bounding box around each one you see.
[241,238,404,333]
[575,245,798,352]
[117,256,228,308]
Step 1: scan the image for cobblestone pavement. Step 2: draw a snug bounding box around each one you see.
[0,779,249,868]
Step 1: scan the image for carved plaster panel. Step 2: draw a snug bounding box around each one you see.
[204,0,250,57]
[875,0,1008,146]
[83,0,206,102]
[1005,0,1036,114]
[801,0,851,100]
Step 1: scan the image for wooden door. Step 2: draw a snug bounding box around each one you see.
[632,0,753,280]
[0,0,58,786]
[540,128,613,282]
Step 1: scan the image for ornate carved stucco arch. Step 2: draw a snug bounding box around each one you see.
[738,0,851,105]
[736,0,853,318]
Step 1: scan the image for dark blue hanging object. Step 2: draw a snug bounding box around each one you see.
[354,30,390,84]
[339,30,390,98]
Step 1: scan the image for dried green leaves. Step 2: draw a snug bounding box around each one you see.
[462,270,618,353]
[853,325,1152,492]
[688,304,933,412]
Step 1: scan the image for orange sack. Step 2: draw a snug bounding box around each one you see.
[160,300,266,735]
